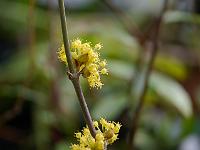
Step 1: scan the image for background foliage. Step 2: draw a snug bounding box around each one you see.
[0,0,200,150]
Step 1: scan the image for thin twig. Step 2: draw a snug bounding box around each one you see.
[58,0,74,73]
[57,0,96,138]
[128,1,169,149]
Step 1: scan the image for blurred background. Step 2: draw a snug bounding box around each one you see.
[0,0,200,150]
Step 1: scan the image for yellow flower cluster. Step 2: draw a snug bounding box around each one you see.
[71,118,121,150]
[57,39,108,89]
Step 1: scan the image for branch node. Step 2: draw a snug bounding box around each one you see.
[67,71,81,80]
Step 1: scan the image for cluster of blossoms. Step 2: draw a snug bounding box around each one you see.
[71,118,121,150]
[58,39,108,89]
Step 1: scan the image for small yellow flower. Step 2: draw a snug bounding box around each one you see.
[57,44,67,63]
[100,118,121,144]
[70,118,121,150]
[57,39,108,89]
[100,68,108,75]
[94,43,103,50]
[93,121,99,128]
[99,60,107,67]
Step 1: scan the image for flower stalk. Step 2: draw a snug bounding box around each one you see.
[57,0,96,138]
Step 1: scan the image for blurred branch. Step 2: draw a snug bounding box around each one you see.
[101,0,144,43]
[100,0,169,69]
[101,0,165,46]
[0,0,37,126]
[47,0,61,111]
[128,1,169,149]
[28,0,36,69]
[0,101,23,126]
[0,126,26,144]
[57,0,96,138]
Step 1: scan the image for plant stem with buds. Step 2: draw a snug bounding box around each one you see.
[57,0,96,138]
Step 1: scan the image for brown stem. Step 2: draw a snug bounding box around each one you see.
[72,78,96,138]
[58,0,74,74]
[128,1,169,149]
[57,0,96,138]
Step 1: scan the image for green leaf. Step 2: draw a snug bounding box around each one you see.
[108,60,135,80]
[108,60,192,117]
[0,1,48,32]
[155,55,188,80]
[91,94,126,120]
[150,73,192,117]
[0,51,29,82]
[55,141,70,150]
[164,11,200,25]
